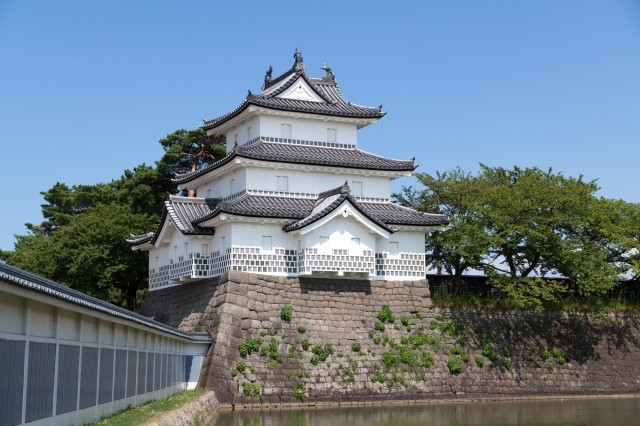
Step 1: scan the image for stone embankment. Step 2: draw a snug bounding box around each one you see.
[139,271,640,408]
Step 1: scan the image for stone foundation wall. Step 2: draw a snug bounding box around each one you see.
[139,272,640,407]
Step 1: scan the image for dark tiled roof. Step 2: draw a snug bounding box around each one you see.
[193,188,449,230]
[194,193,314,224]
[283,182,393,233]
[127,196,218,246]
[358,202,449,226]
[130,189,448,247]
[202,59,384,131]
[172,141,416,185]
[0,263,211,343]
[166,195,220,234]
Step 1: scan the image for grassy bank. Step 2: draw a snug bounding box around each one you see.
[90,388,205,425]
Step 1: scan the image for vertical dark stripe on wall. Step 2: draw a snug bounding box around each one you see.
[137,352,147,395]
[25,342,55,422]
[185,355,194,383]
[98,348,114,404]
[114,350,127,400]
[126,351,137,398]
[154,353,161,391]
[79,347,98,409]
[0,340,25,426]
[161,353,168,388]
[169,354,173,387]
[56,345,80,415]
[146,352,155,392]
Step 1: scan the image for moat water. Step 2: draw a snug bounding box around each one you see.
[210,397,640,425]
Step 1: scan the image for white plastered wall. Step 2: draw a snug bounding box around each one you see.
[244,167,391,198]
[224,116,261,151]
[258,115,358,145]
[195,168,247,199]
[376,230,425,256]
[230,222,297,251]
[303,216,377,256]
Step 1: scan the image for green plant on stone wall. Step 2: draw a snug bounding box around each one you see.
[297,325,306,334]
[447,358,463,374]
[381,350,399,369]
[242,382,260,397]
[352,342,362,353]
[398,346,417,366]
[266,337,282,362]
[301,339,310,351]
[371,373,386,384]
[296,370,310,379]
[481,343,500,363]
[377,304,396,323]
[374,321,386,332]
[551,347,568,365]
[530,355,542,368]
[450,346,469,363]
[236,360,247,373]
[475,355,485,368]
[400,316,410,326]
[281,303,293,322]
[310,344,334,365]
[293,382,306,400]
[502,359,512,371]
[540,348,550,360]
[421,352,434,368]
[239,337,263,358]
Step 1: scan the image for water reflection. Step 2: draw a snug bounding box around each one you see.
[211,397,640,426]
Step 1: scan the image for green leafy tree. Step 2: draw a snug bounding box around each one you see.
[395,167,490,277]
[397,164,640,308]
[30,165,169,236]
[2,127,227,308]
[4,205,156,309]
[156,128,225,196]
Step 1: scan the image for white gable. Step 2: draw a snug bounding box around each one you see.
[276,77,325,103]
[296,199,391,239]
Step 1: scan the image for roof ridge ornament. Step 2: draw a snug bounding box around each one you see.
[342,180,350,194]
[293,49,305,72]
[321,62,335,82]
[262,65,273,90]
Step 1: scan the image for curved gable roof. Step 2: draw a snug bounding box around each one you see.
[172,140,416,186]
[127,195,217,247]
[202,52,385,131]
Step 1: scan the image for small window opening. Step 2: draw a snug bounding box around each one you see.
[281,124,291,139]
[389,242,399,256]
[351,181,363,197]
[327,128,337,143]
[277,175,289,192]
[262,236,273,251]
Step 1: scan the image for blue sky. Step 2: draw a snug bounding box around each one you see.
[1,1,639,251]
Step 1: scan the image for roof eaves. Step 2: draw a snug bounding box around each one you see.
[0,263,212,343]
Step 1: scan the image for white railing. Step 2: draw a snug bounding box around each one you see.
[149,247,427,289]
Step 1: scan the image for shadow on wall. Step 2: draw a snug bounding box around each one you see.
[452,311,640,365]
[299,277,372,295]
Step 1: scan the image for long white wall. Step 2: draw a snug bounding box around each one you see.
[0,279,209,426]
[193,167,391,200]
[224,114,359,151]
[258,115,358,145]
